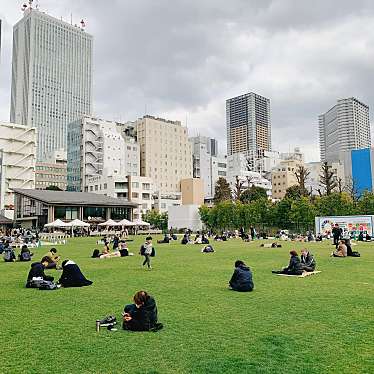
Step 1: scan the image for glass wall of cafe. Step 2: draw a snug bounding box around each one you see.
[15,194,133,228]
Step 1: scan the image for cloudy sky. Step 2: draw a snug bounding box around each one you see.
[1,0,374,161]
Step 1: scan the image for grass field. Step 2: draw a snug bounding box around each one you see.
[0,236,373,374]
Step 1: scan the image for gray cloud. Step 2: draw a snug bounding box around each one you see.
[1,0,374,161]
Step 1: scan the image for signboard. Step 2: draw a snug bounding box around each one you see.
[315,215,374,237]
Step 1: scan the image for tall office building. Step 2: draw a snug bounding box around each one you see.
[10,8,93,161]
[190,136,227,200]
[319,97,371,162]
[136,115,193,194]
[226,92,271,162]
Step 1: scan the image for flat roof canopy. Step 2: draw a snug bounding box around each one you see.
[12,189,138,208]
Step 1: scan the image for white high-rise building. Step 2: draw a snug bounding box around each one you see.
[190,136,227,200]
[67,116,139,192]
[0,122,36,217]
[319,97,371,162]
[10,8,93,161]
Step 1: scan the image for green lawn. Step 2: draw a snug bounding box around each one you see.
[0,236,373,374]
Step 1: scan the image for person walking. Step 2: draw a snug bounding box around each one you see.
[140,236,154,270]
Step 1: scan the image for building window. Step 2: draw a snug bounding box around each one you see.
[132,192,139,198]
[142,183,150,190]
[115,182,128,189]
[132,182,139,188]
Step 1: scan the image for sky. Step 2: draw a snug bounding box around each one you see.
[1,0,374,162]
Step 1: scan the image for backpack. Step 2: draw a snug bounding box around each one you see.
[351,252,361,257]
[140,245,145,256]
[38,280,58,290]
[151,247,156,257]
[3,249,15,262]
[20,251,31,261]
[92,249,100,258]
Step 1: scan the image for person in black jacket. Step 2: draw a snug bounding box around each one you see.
[300,249,316,272]
[58,260,93,287]
[229,260,254,292]
[26,258,54,288]
[332,224,342,248]
[272,250,304,275]
[122,291,163,332]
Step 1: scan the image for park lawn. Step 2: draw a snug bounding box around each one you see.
[0,236,373,374]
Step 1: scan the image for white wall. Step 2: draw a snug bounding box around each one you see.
[168,205,202,231]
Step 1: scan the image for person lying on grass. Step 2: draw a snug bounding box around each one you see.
[300,249,316,272]
[122,291,163,332]
[272,250,304,276]
[26,258,54,287]
[228,260,254,292]
[58,260,92,288]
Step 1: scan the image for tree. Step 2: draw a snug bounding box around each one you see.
[232,176,245,201]
[357,191,374,215]
[344,177,359,200]
[142,210,168,231]
[240,185,267,204]
[314,192,355,217]
[213,177,232,204]
[289,197,316,231]
[198,205,212,228]
[285,185,309,200]
[294,165,310,194]
[46,185,62,191]
[319,162,337,195]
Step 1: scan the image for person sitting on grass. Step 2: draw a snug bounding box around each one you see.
[194,234,202,244]
[260,242,282,248]
[3,245,16,262]
[201,234,209,244]
[122,290,163,332]
[19,245,33,262]
[331,240,347,257]
[119,240,129,257]
[26,258,54,288]
[157,234,170,244]
[272,250,304,275]
[229,260,254,292]
[44,248,61,269]
[100,241,120,259]
[58,260,93,288]
[300,249,316,272]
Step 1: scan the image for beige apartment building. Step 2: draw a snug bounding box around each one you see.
[136,115,193,194]
[181,178,204,205]
[271,159,303,200]
[35,150,67,190]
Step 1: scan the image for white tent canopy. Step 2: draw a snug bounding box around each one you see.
[118,218,136,226]
[70,219,90,227]
[132,219,150,226]
[98,219,122,227]
[44,219,72,228]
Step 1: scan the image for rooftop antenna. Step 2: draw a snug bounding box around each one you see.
[80,19,86,29]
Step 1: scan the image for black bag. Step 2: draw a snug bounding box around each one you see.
[151,247,156,257]
[92,249,100,258]
[351,252,361,257]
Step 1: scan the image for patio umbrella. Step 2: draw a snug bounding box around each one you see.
[132,219,151,226]
[44,219,72,228]
[70,219,90,227]
[98,219,122,227]
[118,218,136,226]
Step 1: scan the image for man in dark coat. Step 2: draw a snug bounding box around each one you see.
[300,249,316,272]
[332,224,342,248]
[26,258,54,288]
[272,250,304,275]
[58,260,92,287]
[229,260,254,292]
[122,291,162,331]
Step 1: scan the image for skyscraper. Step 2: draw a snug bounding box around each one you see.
[226,92,271,162]
[319,97,371,162]
[10,7,93,161]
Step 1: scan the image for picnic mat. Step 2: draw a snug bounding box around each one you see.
[276,271,321,278]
